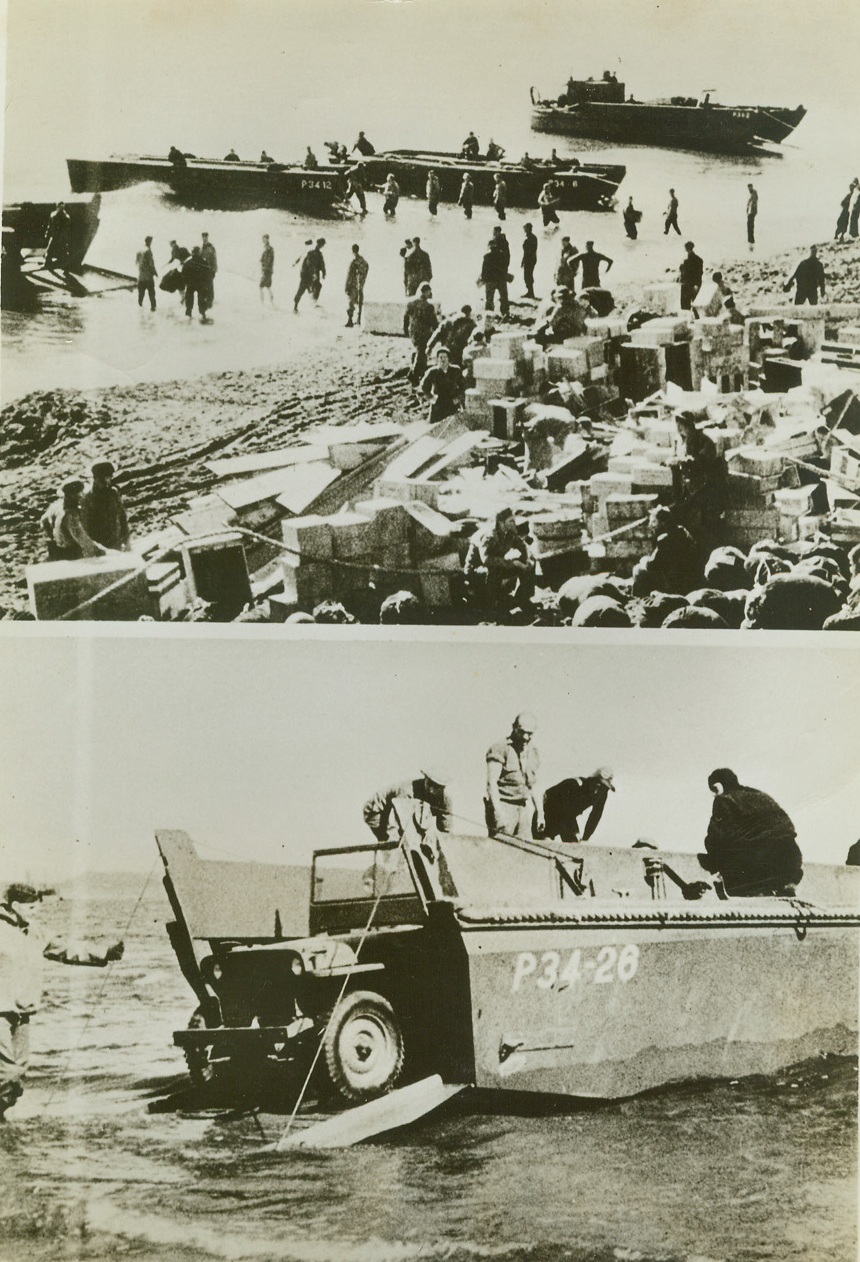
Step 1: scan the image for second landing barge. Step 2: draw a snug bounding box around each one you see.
[530,72,807,154]
[156,827,859,1106]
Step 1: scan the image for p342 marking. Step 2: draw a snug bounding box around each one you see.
[511,944,639,992]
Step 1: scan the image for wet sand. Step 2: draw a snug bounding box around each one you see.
[2,235,858,617]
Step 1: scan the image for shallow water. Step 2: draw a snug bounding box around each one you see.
[1,873,856,1262]
[2,97,857,407]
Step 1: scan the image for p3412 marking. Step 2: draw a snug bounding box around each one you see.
[511,944,639,992]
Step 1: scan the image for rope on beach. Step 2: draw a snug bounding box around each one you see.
[53,506,654,621]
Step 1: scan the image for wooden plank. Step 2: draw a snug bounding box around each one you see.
[215,463,338,513]
[276,1076,467,1150]
[382,435,445,481]
[309,422,406,446]
[421,433,485,482]
[310,436,410,516]
[206,447,329,479]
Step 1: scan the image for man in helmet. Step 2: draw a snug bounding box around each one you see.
[543,768,616,844]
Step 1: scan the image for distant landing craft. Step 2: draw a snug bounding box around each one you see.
[530,71,807,155]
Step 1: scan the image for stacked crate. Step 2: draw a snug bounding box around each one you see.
[279,496,463,612]
[724,446,784,547]
[526,509,585,561]
[465,328,534,430]
[619,316,698,400]
[774,486,817,542]
[692,317,748,393]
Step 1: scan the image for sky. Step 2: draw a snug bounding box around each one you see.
[0,628,858,879]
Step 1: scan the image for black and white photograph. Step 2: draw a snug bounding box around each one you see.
[0,633,858,1259]
[1,2,860,1261]
[2,0,860,629]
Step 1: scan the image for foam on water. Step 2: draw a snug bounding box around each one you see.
[0,877,855,1262]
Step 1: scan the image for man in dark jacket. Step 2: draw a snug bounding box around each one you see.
[294,238,326,312]
[672,413,726,553]
[81,460,131,551]
[573,241,613,290]
[489,225,511,268]
[182,246,212,321]
[699,768,803,896]
[679,241,704,310]
[404,284,438,385]
[353,131,375,157]
[544,769,616,843]
[480,242,510,317]
[521,223,538,298]
[427,305,477,367]
[631,506,702,596]
[420,348,464,425]
[401,237,433,296]
[784,245,826,306]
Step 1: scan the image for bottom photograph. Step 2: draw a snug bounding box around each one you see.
[0,634,858,1262]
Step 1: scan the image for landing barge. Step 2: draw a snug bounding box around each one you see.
[157,827,858,1105]
[530,73,806,154]
[66,155,346,214]
[359,150,626,211]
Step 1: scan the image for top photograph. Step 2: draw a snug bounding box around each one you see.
[2,0,859,630]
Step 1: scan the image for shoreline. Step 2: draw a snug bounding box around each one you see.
[2,234,858,618]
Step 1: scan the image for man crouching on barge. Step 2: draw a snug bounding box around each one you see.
[699,768,803,897]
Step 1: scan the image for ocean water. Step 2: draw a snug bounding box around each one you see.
[0,873,856,1262]
[2,0,859,405]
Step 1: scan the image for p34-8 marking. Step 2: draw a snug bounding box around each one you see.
[511,944,639,992]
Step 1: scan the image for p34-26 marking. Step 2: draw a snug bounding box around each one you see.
[511,944,639,993]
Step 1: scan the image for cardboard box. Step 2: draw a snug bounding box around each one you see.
[281,514,333,560]
[363,300,409,337]
[563,336,606,368]
[489,330,529,361]
[728,447,786,478]
[488,397,529,440]
[546,347,589,381]
[279,558,334,608]
[643,283,681,316]
[606,493,660,526]
[27,555,150,621]
[692,282,725,318]
[328,511,376,559]
[146,561,188,620]
[473,356,518,381]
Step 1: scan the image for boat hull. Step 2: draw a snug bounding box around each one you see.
[455,908,858,1098]
[361,150,625,211]
[158,829,860,1105]
[531,101,802,154]
[3,194,101,272]
[66,157,346,214]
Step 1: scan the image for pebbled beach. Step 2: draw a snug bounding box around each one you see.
[2,235,858,617]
